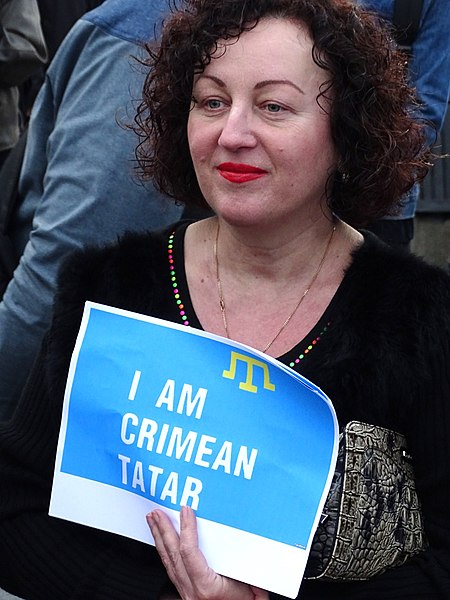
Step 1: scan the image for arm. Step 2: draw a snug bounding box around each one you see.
[0,240,171,599]
[358,0,450,143]
[0,20,181,418]
[301,264,450,599]
[361,293,450,597]
[359,279,450,597]
[408,0,450,144]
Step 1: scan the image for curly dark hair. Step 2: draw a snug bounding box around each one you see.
[133,0,430,227]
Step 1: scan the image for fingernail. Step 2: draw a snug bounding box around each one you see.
[146,511,158,525]
[181,505,193,518]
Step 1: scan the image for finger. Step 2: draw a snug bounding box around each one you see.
[147,512,184,579]
[146,510,174,560]
[147,510,193,596]
[178,505,211,577]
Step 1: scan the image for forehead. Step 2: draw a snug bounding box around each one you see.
[203,17,324,86]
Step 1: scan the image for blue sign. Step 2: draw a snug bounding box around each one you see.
[60,302,337,549]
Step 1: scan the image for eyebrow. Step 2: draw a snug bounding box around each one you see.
[194,75,304,95]
[255,79,304,95]
[194,75,226,87]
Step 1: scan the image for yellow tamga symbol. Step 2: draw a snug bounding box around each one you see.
[222,351,276,393]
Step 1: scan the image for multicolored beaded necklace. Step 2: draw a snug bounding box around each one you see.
[167,229,330,366]
[168,231,190,327]
[288,322,331,368]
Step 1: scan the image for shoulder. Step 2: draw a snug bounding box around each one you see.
[345,231,450,333]
[352,231,450,297]
[317,232,450,423]
[44,224,180,391]
[55,225,178,315]
[43,20,99,102]
[83,0,168,46]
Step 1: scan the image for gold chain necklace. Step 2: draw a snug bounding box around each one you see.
[214,221,336,354]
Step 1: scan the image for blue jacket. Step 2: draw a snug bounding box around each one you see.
[358,0,450,219]
[0,0,181,418]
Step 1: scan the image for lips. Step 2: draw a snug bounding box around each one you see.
[217,162,268,183]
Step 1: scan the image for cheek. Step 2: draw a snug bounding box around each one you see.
[187,137,201,172]
[277,136,337,189]
[188,129,210,167]
[285,116,335,162]
[187,121,196,158]
[187,117,201,156]
[187,127,213,185]
[188,112,224,159]
[190,147,208,173]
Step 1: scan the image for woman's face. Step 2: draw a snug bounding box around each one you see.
[188,17,338,230]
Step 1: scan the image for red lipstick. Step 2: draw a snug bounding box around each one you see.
[217,162,267,183]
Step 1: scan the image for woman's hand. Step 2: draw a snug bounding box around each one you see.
[147,505,269,600]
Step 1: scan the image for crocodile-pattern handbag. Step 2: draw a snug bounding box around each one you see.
[304,421,427,581]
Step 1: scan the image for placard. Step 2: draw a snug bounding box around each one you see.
[50,302,338,598]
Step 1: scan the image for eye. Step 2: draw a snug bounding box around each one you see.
[264,102,284,113]
[205,98,224,110]
[191,94,227,115]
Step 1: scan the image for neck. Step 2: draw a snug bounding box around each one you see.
[184,214,362,355]
[214,216,337,352]
[210,214,338,283]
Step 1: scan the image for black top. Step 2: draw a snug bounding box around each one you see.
[0,221,449,599]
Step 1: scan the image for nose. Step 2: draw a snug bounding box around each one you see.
[218,106,257,151]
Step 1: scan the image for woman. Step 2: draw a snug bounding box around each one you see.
[0,0,449,599]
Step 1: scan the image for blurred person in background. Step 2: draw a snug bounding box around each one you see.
[358,0,450,250]
[0,0,182,420]
[0,0,47,169]
[19,0,106,119]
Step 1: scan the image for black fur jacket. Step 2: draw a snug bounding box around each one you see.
[0,222,449,600]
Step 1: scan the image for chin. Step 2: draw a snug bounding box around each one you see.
[217,208,278,230]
